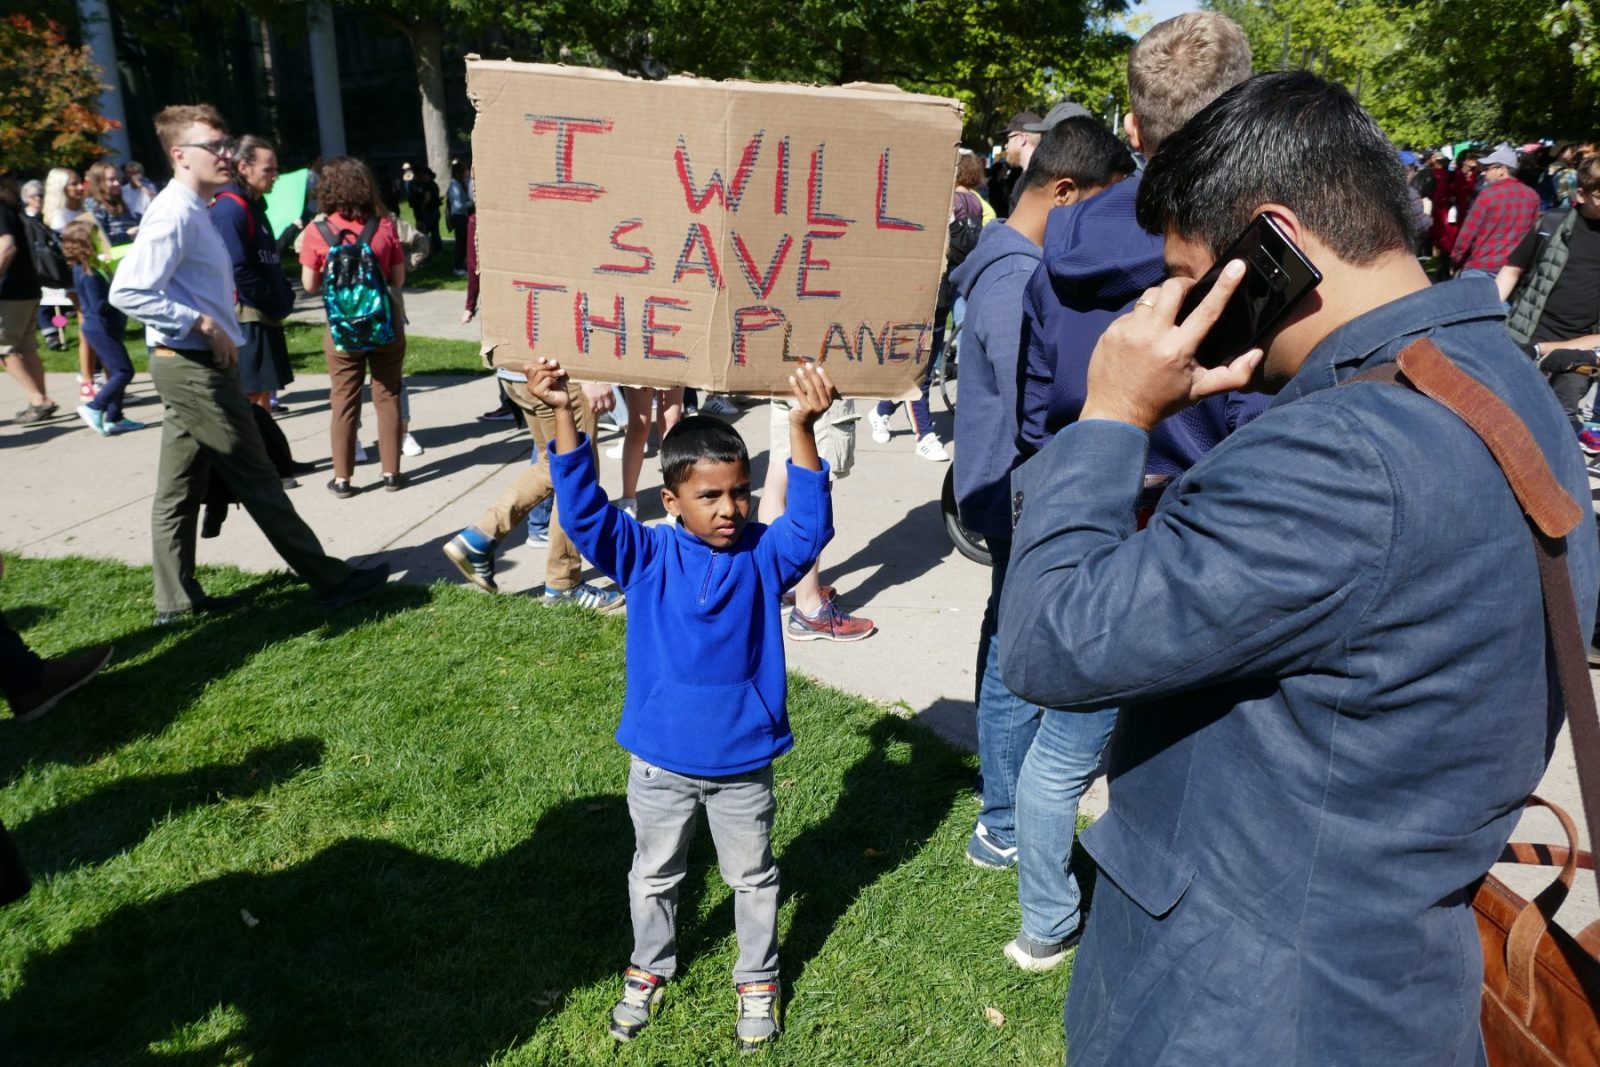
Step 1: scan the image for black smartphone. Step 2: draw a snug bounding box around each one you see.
[1176,214,1322,369]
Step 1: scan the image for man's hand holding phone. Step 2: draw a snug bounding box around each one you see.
[1078,260,1264,433]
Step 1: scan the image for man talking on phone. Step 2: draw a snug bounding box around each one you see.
[1000,72,1598,1065]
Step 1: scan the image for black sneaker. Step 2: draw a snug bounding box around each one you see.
[8,644,114,721]
[319,562,391,611]
[327,478,358,499]
[153,594,246,627]
[382,472,408,493]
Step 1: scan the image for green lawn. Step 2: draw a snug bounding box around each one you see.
[41,320,487,378]
[0,556,1076,1065]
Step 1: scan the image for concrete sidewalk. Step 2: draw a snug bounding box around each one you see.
[1,283,1592,925]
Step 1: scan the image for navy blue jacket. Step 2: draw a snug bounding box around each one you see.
[950,221,1039,539]
[1000,276,1599,1065]
[1018,175,1268,472]
[550,436,833,777]
[210,184,295,321]
[70,263,125,339]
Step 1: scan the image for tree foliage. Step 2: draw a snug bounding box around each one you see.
[0,15,118,171]
[1208,0,1600,145]
[525,0,1135,143]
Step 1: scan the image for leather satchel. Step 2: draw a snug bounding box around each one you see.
[1355,338,1600,1064]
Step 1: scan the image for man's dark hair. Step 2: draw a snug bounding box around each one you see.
[660,414,749,491]
[1137,71,1414,264]
[1022,115,1136,193]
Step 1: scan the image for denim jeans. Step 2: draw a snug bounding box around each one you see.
[974,534,1042,848]
[626,756,779,984]
[875,315,945,438]
[1016,704,1117,944]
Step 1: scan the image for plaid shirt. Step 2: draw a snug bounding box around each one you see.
[1453,178,1540,271]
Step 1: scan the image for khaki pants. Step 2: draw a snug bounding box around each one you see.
[472,379,597,592]
[324,330,405,479]
[149,348,349,614]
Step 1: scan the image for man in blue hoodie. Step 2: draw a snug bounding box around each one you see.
[952,117,1135,887]
[1018,11,1259,467]
[1000,10,1260,974]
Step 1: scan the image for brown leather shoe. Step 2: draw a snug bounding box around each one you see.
[9,644,114,722]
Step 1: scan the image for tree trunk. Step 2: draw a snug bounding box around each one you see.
[409,17,451,191]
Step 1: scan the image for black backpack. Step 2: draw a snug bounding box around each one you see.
[22,214,71,289]
[938,190,985,311]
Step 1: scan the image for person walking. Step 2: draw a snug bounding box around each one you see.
[297,156,408,497]
[0,179,56,422]
[59,219,143,435]
[109,104,388,622]
[211,135,298,414]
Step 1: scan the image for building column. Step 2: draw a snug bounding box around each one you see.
[78,0,131,162]
[306,0,347,157]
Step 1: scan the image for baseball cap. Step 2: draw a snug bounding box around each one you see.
[1024,100,1092,133]
[1397,150,1418,166]
[1480,145,1519,169]
[1004,111,1043,136]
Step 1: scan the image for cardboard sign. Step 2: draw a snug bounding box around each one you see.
[466,59,963,398]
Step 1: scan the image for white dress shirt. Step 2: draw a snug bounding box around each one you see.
[109,181,244,350]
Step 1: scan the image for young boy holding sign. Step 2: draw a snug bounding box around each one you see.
[529,357,837,1051]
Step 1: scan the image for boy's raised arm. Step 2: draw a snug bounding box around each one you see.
[764,363,836,585]
[528,359,658,587]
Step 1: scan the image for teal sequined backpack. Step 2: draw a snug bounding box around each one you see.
[316,218,396,352]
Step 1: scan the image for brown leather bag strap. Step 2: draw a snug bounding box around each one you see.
[1349,338,1600,906]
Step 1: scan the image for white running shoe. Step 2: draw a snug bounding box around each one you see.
[617,498,638,518]
[402,433,424,457]
[867,408,892,444]
[701,394,739,417]
[604,441,625,460]
[914,433,950,463]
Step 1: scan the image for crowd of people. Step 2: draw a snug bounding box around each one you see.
[3,9,1598,1063]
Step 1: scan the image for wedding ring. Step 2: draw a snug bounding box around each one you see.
[1134,298,1157,309]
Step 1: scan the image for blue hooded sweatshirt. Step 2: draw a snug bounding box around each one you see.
[549,436,833,777]
[950,220,1040,539]
[1018,174,1269,474]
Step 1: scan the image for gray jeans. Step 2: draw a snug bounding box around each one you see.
[626,756,779,984]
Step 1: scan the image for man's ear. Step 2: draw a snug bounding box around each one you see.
[1253,203,1307,247]
[660,487,680,519]
[1124,112,1144,156]
[1052,177,1080,207]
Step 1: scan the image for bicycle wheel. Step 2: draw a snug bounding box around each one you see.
[941,465,991,566]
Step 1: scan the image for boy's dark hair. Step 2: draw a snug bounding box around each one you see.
[1022,115,1136,193]
[1137,71,1413,265]
[660,415,749,491]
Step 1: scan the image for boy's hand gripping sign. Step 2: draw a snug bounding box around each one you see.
[467,59,964,398]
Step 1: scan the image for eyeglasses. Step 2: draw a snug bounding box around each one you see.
[180,139,235,158]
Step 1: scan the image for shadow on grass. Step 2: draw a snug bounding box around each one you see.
[2,604,59,632]
[2,706,968,1064]
[11,738,325,879]
[0,793,636,1065]
[0,575,429,789]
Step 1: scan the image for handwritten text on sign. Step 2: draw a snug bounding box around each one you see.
[468,62,962,397]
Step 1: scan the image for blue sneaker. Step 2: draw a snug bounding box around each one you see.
[442,529,498,593]
[107,417,146,433]
[528,528,551,545]
[966,822,1018,870]
[76,404,108,436]
[542,582,625,613]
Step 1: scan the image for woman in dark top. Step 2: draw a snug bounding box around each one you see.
[84,161,140,246]
[210,135,298,411]
[59,219,141,434]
